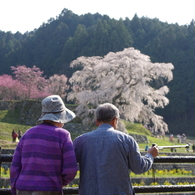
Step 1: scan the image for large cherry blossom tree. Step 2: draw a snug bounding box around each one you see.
[47,74,69,99]
[68,47,174,133]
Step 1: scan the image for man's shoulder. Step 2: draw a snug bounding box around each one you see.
[113,129,130,136]
[114,129,136,141]
[75,131,94,139]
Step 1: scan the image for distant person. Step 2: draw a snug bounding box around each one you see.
[18,130,22,140]
[74,103,159,195]
[10,95,78,195]
[186,145,190,152]
[169,134,174,142]
[11,130,18,142]
[170,148,176,153]
[182,133,186,143]
[177,134,181,143]
[145,145,149,151]
[192,144,195,153]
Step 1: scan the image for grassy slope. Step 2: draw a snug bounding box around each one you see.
[0,110,81,148]
[124,121,193,153]
[0,110,32,148]
[0,110,193,152]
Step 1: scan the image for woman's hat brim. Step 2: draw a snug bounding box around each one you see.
[37,107,76,124]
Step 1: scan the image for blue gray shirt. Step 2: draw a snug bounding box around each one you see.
[73,124,154,195]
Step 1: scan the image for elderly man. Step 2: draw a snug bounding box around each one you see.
[74,103,158,195]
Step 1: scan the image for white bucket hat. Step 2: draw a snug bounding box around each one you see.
[37,95,76,123]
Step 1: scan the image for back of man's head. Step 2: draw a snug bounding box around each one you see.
[95,103,119,123]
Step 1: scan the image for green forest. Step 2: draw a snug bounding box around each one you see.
[1,8,195,136]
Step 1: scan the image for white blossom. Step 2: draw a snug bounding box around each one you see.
[68,47,174,133]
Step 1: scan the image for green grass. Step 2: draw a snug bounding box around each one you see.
[123,121,193,152]
[124,121,152,136]
[0,110,31,137]
[0,109,194,151]
[0,108,20,124]
[0,110,32,148]
[0,122,31,139]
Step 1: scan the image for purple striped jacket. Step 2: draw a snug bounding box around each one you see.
[10,122,77,195]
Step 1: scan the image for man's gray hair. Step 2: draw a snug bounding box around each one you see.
[95,103,120,123]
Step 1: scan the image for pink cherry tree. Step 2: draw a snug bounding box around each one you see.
[0,74,26,100]
[11,65,50,99]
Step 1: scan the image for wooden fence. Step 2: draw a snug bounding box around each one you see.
[1,151,195,194]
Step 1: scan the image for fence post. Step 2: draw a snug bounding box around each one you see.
[152,164,156,183]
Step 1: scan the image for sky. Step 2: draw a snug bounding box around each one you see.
[0,0,195,34]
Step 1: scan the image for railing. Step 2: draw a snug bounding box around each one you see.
[1,154,195,194]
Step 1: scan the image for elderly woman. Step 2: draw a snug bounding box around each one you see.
[10,95,78,195]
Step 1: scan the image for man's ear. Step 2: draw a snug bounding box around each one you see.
[109,117,115,127]
[111,117,118,129]
[96,120,100,126]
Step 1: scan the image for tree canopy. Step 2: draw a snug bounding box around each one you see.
[0,66,69,100]
[69,48,174,133]
[1,10,195,135]
[11,65,48,99]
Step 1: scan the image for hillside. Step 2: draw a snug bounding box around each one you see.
[1,10,195,135]
[0,106,194,152]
